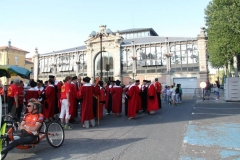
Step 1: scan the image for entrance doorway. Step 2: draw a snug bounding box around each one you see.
[94,51,113,81]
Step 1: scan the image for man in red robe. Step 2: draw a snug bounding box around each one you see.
[24,80,39,114]
[97,81,105,119]
[69,76,78,124]
[49,75,60,115]
[111,80,123,117]
[126,79,138,119]
[43,79,55,122]
[77,77,98,128]
[147,80,159,114]
[135,80,142,112]
[155,78,162,109]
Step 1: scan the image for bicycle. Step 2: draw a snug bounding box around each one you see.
[0,115,64,160]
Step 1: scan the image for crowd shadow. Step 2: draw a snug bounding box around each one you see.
[7,137,144,160]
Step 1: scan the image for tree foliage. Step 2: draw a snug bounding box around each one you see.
[205,0,240,69]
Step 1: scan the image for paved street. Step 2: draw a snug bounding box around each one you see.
[5,92,240,160]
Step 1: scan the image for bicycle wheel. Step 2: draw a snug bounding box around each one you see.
[1,135,9,160]
[46,122,64,148]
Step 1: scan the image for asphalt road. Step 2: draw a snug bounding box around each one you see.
[4,98,240,160]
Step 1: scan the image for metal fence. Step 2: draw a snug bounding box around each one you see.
[181,88,203,99]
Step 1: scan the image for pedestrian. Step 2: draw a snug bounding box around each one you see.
[135,80,142,112]
[16,80,24,119]
[175,84,180,104]
[7,78,20,116]
[163,85,168,103]
[147,80,159,114]
[77,76,97,128]
[0,79,4,104]
[166,86,171,105]
[214,81,220,100]
[179,84,182,103]
[59,76,72,129]
[170,85,177,105]
[154,78,162,109]
[111,80,123,117]
[204,79,211,100]
[126,79,138,119]
[69,76,78,124]
[25,80,39,114]
[43,79,55,122]
[97,80,105,119]
[141,80,148,112]
[123,80,132,116]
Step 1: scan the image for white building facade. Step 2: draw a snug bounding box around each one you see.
[34,25,208,88]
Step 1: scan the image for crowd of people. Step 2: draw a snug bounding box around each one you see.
[162,84,183,105]
[4,75,163,129]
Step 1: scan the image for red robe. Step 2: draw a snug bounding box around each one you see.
[111,86,123,114]
[97,87,105,119]
[43,85,55,119]
[69,83,77,119]
[135,84,142,111]
[147,84,159,111]
[77,84,98,123]
[126,84,138,118]
[24,90,39,114]
[57,82,62,109]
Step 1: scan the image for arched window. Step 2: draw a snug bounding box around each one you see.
[95,51,113,75]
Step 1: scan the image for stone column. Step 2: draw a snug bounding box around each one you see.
[197,27,208,86]
[33,48,39,80]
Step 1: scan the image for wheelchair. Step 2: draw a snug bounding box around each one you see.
[0,115,65,160]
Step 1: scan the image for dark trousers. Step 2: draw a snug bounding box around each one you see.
[125,98,128,116]
[1,130,38,154]
[7,97,15,113]
[16,104,23,119]
[157,92,161,109]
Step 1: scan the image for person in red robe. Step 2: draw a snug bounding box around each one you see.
[126,79,139,119]
[77,77,98,128]
[24,80,39,114]
[49,75,60,115]
[147,80,159,114]
[104,82,110,110]
[69,76,78,124]
[97,81,105,119]
[43,79,55,122]
[135,80,142,112]
[111,80,123,117]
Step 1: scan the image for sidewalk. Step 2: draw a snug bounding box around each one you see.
[195,89,239,104]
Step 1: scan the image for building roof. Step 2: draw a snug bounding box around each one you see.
[40,35,196,56]
[119,28,159,36]
[0,46,29,53]
[41,45,86,56]
[25,58,34,64]
[121,36,197,46]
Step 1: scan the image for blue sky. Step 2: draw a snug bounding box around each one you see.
[0,0,211,57]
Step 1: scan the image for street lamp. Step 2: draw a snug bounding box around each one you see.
[91,28,112,80]
[164,37,172,73]
[200,81,206,101]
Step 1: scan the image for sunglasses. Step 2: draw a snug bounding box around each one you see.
[27,105,33,108]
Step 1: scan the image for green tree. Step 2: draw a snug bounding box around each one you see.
[205,0,240,76]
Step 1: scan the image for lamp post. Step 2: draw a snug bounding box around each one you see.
[91,28,112,80]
